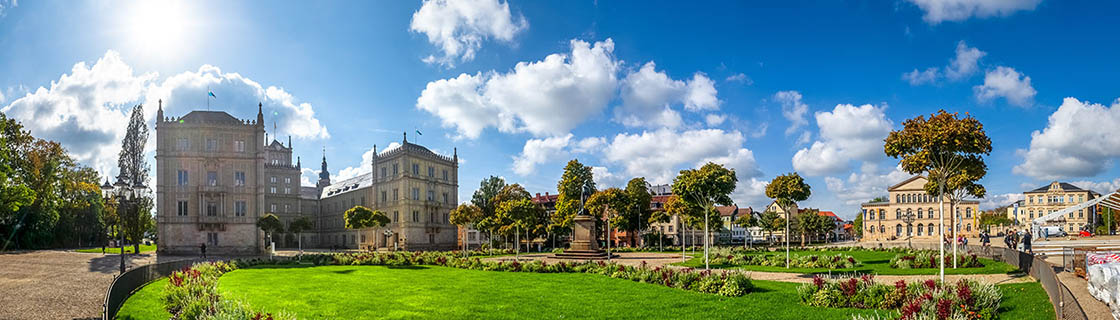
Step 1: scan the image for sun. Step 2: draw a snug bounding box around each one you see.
[123,1,194,59]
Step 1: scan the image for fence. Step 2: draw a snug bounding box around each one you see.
[102,259,198,320]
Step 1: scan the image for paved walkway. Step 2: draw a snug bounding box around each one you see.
[0,250,206,320]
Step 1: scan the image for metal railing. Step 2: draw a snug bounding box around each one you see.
[102,259,197,320]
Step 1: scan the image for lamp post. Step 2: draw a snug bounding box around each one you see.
[383,229,396,251]
[101,174,149,275]
[902,211,916,249]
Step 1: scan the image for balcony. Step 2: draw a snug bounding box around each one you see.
[199,185,226,194]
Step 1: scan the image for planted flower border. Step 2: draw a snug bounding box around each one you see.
[162,251,755,319]
[797,275,1002,320]
[710,253,861,269]
[888,250,983,269]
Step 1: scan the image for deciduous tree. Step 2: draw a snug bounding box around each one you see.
[766,172,811,268]
[885,110,991,281]
[552,160,595,237]
[471,176,505,247]
[450,203,483,255]
[734,213,758,249]
[288,216,314,256]
[672,162,737,270]
[623,178,653,247]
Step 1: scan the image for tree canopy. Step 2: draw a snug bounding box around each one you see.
[620,177,653,245]
[450,203,484,227]
[884,110,991,196]
[343,206,390,230]
[258,213,285,236]
[552,159,596,230]
[471,176,506,235]
[765,172,811,210]
[288,216,315,234]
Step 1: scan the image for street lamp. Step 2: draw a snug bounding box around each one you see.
[101,174,150,275]
[902,211,916,249]
[383,229,396,251]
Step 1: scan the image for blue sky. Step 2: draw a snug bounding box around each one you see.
[2,0,1119,220]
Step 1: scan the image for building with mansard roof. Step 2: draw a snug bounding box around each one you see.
[155,103,458,254]
[860,176,980,242]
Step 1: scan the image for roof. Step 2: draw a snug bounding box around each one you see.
[716,205,738,217]
[735,207,753,218]
[300,186,319,200]
[320,172,373,198]
[1025,182,1088,193]
[531,193,559,204]
[818,211,843,222]
[266,140,290,150]
[888,175,926,191]
[377,141,455,163]
[178,111,245,125]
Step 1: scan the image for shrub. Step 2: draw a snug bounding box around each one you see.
[888,250,984,269]
[798,277,1002,320]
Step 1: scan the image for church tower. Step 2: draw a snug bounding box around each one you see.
[316,149,331,193]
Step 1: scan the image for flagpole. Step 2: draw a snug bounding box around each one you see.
[207,86,210,110]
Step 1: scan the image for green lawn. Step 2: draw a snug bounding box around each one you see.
[998,281,1056,320]
[117,278,170,320]
[675,249,1019,275]
[77,244,157,254]
[115,264,1051,319]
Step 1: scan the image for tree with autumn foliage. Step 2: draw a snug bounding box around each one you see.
[450,203,483,255]
[884,109,991,281]
[672,162,737,270]
[766,172,811,269]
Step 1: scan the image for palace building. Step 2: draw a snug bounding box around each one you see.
[860,176,980,242]
[155,103,458,254]
[1013,182,1100,233]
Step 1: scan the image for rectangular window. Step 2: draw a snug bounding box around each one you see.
[270,187,277,194]
[235,201,246,217]
[207,202,218,216]
[443,170,448,181]
[270,204,277,212]
[207,171,217,186]
[413,211,419,222]
[207,232,218,246]
[393,211,399,222]
[270,176,276,183]
[235,171,245,186]
[284,187,291,194]
[177,200,188,216]
[177,170,189,186]
[285,177,291,184]
[284,204,290,213]
[393,188,398,200]
[428,166,434,177]
[412,164,419,175]
[443,192,449,204]
[393,164,398,175]
[427,190,434,201]
[177,138,190,151]
[234,140,245,152]
[381,191,387,202]
[206,139,217,151]
[381,167,387,178]
[413,188,420,200]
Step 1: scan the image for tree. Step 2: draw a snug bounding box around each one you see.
[759,210,781,246]
[623,178,653,247]
[649,208,672,251]
[795,209,821,247]
[766,172,811,269]
[257,213,284,251]
[117,104,152,254]
[495,195,543,259]
[587,188,629,254]
[471,176,506,248]
[0,113,35,246]
[344,206,390,230]
[491,184,533,250]
[672,162,737,270]
[925,166,987,268]
[552,160,595,241]
[853,210,864,239]
[288,216,314,257]
[734,213,758,249]
[450,203,484,255]
[885,110,991,282]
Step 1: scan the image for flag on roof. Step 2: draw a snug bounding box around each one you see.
[416,129,422,136]
[208,91,216,98]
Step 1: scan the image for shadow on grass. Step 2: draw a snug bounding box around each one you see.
[387,265,429,270]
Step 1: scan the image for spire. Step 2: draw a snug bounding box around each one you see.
[256,102,264,125]
[403,131,407,143]
[453,147,458,163]
[373,144,378,157]
[156,99,164,122]
[288,135,292,149]
[297,156,301,168]
[318,147,330,181]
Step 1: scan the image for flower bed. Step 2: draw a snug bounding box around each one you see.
[889,250,983,269]
[798,276,1001,320]
[163,260,293,320]
[710,253,861,269]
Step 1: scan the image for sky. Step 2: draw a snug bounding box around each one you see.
[2,0,1120,220]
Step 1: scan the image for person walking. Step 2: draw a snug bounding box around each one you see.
[101,243,106,255]
[980,231,991,255]
[1022,229,1033,254]
[200,243,207,259]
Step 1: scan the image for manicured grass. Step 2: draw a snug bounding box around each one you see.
[675,249,1019,275]
[115,264,1052,319]
[214,265,886,319]
[116,278,171,320]
[998,281,1056,320]
[77,244,157,254]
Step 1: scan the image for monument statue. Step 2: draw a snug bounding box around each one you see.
[553,182,612,259]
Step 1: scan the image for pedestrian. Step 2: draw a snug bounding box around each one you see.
[1022,229,1033,254]
[962,236,968,246]
[1011,231,1019,251]
[1003,232,1012,249]
[101,243,106,255]
[980,231,991,255]
[200,243,207,259]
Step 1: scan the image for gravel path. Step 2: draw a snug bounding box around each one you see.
[0,250,195,320]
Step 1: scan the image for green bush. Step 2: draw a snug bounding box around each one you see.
[797,276,1002,319]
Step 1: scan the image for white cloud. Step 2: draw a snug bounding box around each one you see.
[378,142,402,155]
[902,41,985,85]
[300,168,317,187]
[902,67,939,86]
[410,0,528,66]
[774,90,808,135]
[906,0,1041,24]
[417,39,619,139]
[824,163,911,207]
[604,128,760,184]
[704,114,727,126]
[571,136,606,154]
[591,166,626,189]
[1014,97,1120,179]
[979,193,1024,210]
[1070,179,1120,195]
[1,50,329,179]
[945,41,986,80]
[725,73,753,85]
[512,134,572,176]
[792,104,892,176]
[974,66,1036,107]
[0,0,16,19]
[796,131,812,146]
[335,146,377,181]
[615,62,719,128]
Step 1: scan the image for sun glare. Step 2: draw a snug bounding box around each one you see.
[124,1,194,59]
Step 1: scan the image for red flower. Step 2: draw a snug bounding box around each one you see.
[936,298,952,319]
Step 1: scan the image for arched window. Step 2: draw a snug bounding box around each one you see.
[879,209,885,219]
[896,209,902,219]
[907,208,913,218]
[965,208,972,218]
[880,225,885,234]
[917,224,923,236]
[918,208,924,219]
[929,207,935,219]
[896,194,901,203]
[896,224,902,236]
[907,224,913,236]
[869,226,874,234]
[966,224,972,232]
[927,224,935,235]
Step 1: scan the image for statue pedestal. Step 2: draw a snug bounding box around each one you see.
[553,214,611,259]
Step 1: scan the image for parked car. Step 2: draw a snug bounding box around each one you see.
[1039,226,1067,237]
